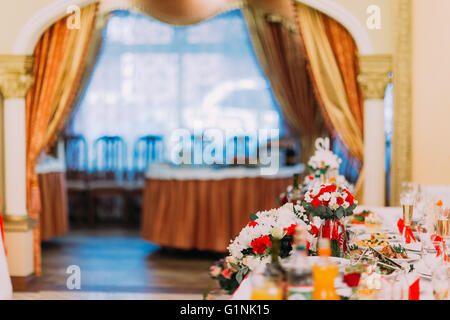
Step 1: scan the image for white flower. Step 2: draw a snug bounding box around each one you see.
[226,256,238,265]
[271,227,284,239]
[319,192,331,201]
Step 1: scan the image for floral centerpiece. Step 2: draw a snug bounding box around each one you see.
[307,137,341,177]
[209,203,310,294]
[302,184,358,257]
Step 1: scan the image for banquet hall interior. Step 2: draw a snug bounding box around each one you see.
[0,0,449,300]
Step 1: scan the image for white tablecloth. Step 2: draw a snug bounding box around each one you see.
[232,206,438,300]
[146,164,304,180]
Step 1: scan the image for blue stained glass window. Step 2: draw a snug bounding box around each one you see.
[68,9,284,168]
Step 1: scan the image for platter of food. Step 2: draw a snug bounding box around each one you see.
[353,233,391,250]
[380,244,421,263]
[357,232,400,242]
[347,210,388,232]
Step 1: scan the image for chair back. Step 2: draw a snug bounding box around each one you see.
[64,135,89,181]
[92,136,128,181]
[132,135,163,180]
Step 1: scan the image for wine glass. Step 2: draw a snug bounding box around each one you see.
[391,271,409,300]
[422,241,445,275]
[432,265,449,300]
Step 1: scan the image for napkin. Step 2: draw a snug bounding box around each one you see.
[430,234,449,262]
[397,219,416,244]
[408,276,420,300]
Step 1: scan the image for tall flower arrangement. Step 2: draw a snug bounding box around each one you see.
[302,184,357,257]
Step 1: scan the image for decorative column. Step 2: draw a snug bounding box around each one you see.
[392,0,413,206]
[357,54,392,206]
[0,55,37,284]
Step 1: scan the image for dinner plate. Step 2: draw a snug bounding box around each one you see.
[354,244,386,251]
[403,242,422,252]
[391,252,421,263]
[415,262,432,278]
[356,233,400,242]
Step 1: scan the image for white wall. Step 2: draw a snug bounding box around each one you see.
[412,0,450,184]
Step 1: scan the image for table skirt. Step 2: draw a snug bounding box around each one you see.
[141,177,290,252]
[38,172,69,241]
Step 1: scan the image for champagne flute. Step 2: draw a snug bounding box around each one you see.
[400,193,415,225]
[437,217,449,238]
[437,206,449,239]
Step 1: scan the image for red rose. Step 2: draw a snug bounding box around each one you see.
[221,269,233,279]
[343,273,361,288]
[248,221,258,228]
[311,197,322,208]
[308,176,314,180]
[322,200,330,207]
[324,185,337,193]
[310,225,319,236]
[284,224,297,237]
[251,235,272,255]
[336,197,344,205]
[344,190,354,206]
[280,195,288,205]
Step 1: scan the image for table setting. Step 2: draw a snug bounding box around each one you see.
[205,138,450,301]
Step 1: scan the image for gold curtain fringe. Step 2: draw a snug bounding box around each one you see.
[98,0,245,26]
[265,13,298,33]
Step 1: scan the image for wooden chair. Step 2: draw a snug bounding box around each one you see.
[64,135,89,225]
[88,136,128,225]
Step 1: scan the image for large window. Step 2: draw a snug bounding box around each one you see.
[67,9,284,169]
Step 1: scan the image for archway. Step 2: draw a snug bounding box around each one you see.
[13,0,373,55]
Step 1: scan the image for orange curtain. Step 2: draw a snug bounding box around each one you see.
[243,5,328,161]
[321,13,365,197]
[25,3,97,275]
[322,15,364,134]
[296,3,365,199]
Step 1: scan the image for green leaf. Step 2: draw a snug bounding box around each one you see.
[352,215,365,222]
[229,263,240,271]
[336,207,344,219]
[250,214,258,222]
[236,267,249,284]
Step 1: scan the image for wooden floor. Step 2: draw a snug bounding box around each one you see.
[22,227,224,299]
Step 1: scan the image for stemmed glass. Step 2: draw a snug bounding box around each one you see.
[378,270,409,300]
[421,241,445,275]
[400,193,415,225]
[437,206,449,239]
[432,267,449,300]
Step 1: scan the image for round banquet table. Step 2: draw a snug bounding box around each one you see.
[141,164,304,252]
[35,158,69,241]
